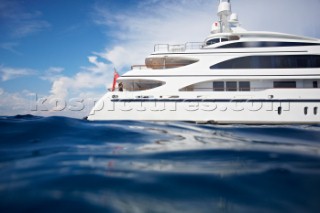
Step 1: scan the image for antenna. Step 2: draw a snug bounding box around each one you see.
[217,0,232,33]
[211,0,246,34]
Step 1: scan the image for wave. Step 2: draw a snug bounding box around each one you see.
[1,115,320,213]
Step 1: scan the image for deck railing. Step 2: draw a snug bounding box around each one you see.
[154,42,205,52]
[131,63,196,70]
[131,65,148,70]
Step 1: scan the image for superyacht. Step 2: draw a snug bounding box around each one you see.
[88,0,320,124]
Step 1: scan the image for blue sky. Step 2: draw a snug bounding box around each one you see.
[1,0,320,118]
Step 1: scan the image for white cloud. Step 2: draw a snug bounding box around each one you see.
[0,42,20,54]
[92,0,216,70]
[47,56,113,100]
[41,67,65,81]
[233,0,320,37]
[3,0,318,118]
[86,56,110,73]
[93,0,213,43]
[93,0,320,50]
[0,86,99,118]
[47,67,64,74]
[34,55,118,118]
[0,65,35,81]
[0,88,36,116]
[91,0,320,73]
[0,0,50,38]
[0,57,114,118]
[95,46,148,70]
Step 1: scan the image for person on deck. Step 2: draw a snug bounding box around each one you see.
[118,82,123,92]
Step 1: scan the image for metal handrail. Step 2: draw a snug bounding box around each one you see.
[131,65,148,70]
[154,42,205,52]
[131,63,197,70]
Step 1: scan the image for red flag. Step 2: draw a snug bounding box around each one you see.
[111,69,120,92]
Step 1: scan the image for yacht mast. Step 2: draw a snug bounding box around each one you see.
[212,0,245,34]
[218,0,232,33]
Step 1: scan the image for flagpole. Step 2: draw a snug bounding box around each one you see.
[111,68,120,92]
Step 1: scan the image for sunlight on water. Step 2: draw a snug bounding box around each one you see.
[137,122,320,156]
[1,115,320,213]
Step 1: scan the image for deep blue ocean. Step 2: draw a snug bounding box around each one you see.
[1,115,320,213]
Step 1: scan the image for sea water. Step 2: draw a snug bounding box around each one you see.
[0,115,320,213]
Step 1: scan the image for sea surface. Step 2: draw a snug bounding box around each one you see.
[1,115,320,213]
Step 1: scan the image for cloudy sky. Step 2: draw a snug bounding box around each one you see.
[1,0,320,118]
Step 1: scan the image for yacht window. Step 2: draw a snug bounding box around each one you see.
[239,82,251,91]
[217,42,320,49]
[206,38,229,46]
[206,38,221,45]
[304,107,308,115]
[273,81,296,88]
[278,107,282,115]
[226,81,237,91]
[313,81,318,88]
[210,55,320,69]
[314,107,318,115]
[213,81,225,91]
[122,80,165,91]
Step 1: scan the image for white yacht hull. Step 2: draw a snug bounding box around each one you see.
[87,1,320,124]
[88,90,320,124]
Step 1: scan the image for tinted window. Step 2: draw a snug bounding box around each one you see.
[273,81,296,88]
[123,80,165,91]
[210,55,320,69]
[226,81,237,91]
[206,38,229,45]
[239,82,250,91]
[313,81,318,88]
[206,38,220,45]
[217,42,320,48]
[213,81,224,91]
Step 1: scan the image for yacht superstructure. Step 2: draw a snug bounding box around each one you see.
[88,0,320,124]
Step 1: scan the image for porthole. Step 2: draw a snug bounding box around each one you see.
[278,107,282,115]
[314,107,318,115]
[304,107,308,115]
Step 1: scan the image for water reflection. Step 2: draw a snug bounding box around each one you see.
[1,116,320,213]
[137,122,320,157]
